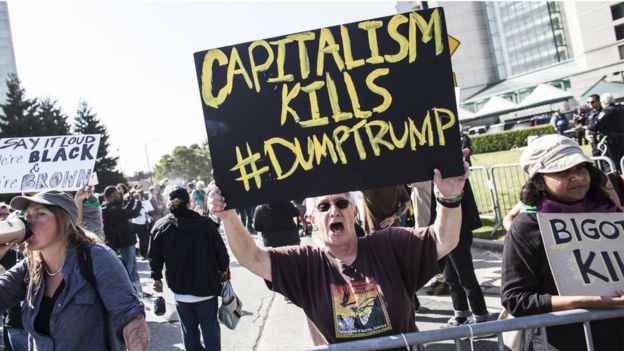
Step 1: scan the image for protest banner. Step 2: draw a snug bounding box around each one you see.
[537,213,624,296]
[194,8,462,208]
[0,135,101,193]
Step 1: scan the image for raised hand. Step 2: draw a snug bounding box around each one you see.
[433,148,470,199]
[207,182,237,220]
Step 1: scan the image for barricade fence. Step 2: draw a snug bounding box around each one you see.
[470,155,618,236]
[307,309,624,351]
[467,166,496,220]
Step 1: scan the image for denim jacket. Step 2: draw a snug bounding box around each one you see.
[0,244,144,351]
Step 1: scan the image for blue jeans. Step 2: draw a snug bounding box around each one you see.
[117,245,142,295]
[6,327,28,351]
[175,298,220,351]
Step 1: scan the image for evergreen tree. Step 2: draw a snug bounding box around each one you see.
[0,74,39,137]
[35,98,70,136]
[73,100,126,191]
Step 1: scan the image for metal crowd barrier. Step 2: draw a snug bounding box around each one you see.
[592,156,616,174]
[307,309,624,351]
[468,166,497,220]
[488,163,527,234]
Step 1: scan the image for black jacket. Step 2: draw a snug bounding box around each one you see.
[253,202,300,248]
[149,209,229,297]
[101,198,142,249]
[501,212,623,350]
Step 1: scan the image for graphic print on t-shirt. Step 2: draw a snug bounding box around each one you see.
[331,277,392,338]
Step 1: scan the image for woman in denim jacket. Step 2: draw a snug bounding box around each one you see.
[0,190,149,351]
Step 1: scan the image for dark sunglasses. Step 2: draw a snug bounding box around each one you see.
[316,199,350,212]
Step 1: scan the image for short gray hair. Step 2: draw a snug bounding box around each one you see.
[601,93,615,105]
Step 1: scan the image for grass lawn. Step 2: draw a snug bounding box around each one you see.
[468,143,593,238]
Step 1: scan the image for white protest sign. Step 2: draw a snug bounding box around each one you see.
[538,212,624,296]
[0,135,101,193]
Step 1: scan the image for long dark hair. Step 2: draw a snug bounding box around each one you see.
[520,163,611,206]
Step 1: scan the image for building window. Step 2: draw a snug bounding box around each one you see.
[612,3,624,20]
[616,23,624,40]
[619,45,624,60]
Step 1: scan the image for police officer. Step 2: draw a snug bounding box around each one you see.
[593,93,624,172]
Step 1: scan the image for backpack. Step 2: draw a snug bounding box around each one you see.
[76,244,125,351]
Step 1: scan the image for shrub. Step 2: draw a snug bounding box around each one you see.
[471,125,556,154]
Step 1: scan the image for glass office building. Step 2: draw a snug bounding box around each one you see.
[484,1,571,79]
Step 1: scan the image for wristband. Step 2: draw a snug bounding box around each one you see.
[435,191,463,208]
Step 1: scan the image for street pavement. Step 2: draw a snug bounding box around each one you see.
[142,232,505,350]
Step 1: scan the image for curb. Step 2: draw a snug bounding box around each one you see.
[473,237,504,253]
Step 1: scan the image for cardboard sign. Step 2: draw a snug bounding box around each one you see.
[537,213,624,296]
[194,8,462,208]
[0,135,101,193]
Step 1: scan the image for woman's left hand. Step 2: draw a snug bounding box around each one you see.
[433,148,470,198]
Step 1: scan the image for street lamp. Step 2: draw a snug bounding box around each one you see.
[144,138,159,185]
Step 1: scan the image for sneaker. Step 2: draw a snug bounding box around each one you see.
[425,281,450,295]
[445,316,470,327]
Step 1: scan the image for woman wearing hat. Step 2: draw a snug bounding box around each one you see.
[501,134,624,350]
[0,190,149,350]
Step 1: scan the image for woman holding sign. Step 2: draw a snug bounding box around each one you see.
[501,134,624,350]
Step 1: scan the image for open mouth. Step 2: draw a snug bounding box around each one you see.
[330,223,344,232]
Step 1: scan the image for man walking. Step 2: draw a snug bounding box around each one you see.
[150,187,229,351]
[102,185,144,296]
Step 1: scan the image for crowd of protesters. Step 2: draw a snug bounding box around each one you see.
[0,92,622,350]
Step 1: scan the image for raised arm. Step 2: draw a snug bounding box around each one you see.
[431,150,469,259]
[207,184,272,281]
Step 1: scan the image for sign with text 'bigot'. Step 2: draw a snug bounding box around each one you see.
[0,135,101,194]
[537,213,624,296]
[194,8,462,208]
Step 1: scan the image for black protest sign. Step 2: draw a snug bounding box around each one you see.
[194,8,462,208]
[537,213,624,296]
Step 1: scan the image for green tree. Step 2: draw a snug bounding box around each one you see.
[34,98,70,136]
[73,100,126,191]
[154,144,212,182]
[0,74,39,137]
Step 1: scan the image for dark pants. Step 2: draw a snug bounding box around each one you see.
[175,298,220,351]
[238,207,255,232]
[576,130,586,145]
[134,223,150,259]
[444,231,488,316]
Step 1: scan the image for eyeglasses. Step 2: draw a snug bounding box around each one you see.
[316,199,350,212]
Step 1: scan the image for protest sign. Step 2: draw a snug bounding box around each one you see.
[194,8,462,208]
[0,135,101,193]
[537,213,624,296]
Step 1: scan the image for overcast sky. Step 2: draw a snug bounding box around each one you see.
[8,1,397,175]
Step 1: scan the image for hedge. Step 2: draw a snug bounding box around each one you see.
[471,125,556,154]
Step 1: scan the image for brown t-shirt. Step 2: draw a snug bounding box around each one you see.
[361,186,410,234]
[267,227,438,345]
